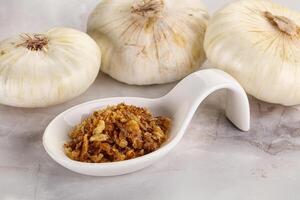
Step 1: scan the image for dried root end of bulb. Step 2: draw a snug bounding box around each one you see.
[264,11,299,37]
[17,34,49,51]
[131,0,164,18]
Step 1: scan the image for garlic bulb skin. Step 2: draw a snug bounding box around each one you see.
[0,28,101,107]
[204,0,300,106]
[87,0,208,85]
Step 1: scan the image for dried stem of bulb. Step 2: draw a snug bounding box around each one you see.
[264,11,299,37]
[18,34,49,51]
[131,0,164,18]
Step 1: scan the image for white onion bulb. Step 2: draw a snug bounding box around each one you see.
[88,0,209,85]
[204,0,300,106]
[0,27,101,107]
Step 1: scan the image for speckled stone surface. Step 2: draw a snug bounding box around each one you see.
[1,0,300,199]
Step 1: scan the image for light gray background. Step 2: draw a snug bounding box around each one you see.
[1,0,300,200]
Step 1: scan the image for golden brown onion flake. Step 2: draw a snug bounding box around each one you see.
[64,103,171,163]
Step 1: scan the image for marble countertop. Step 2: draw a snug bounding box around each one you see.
[1,0,300,199]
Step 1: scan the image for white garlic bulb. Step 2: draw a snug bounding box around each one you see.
[204,0,300,106]
[0,28,101,107]
[87,0,208,85]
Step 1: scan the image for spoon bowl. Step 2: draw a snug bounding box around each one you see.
[43,69,250,176]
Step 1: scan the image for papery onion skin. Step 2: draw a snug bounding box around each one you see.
[0,28,101,107]
[87,0,209,85]
[204,0,300,106]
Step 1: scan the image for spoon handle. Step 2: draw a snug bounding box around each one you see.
[162,69,250,132]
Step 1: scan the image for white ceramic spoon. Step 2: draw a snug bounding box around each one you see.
[43,69,250,176]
